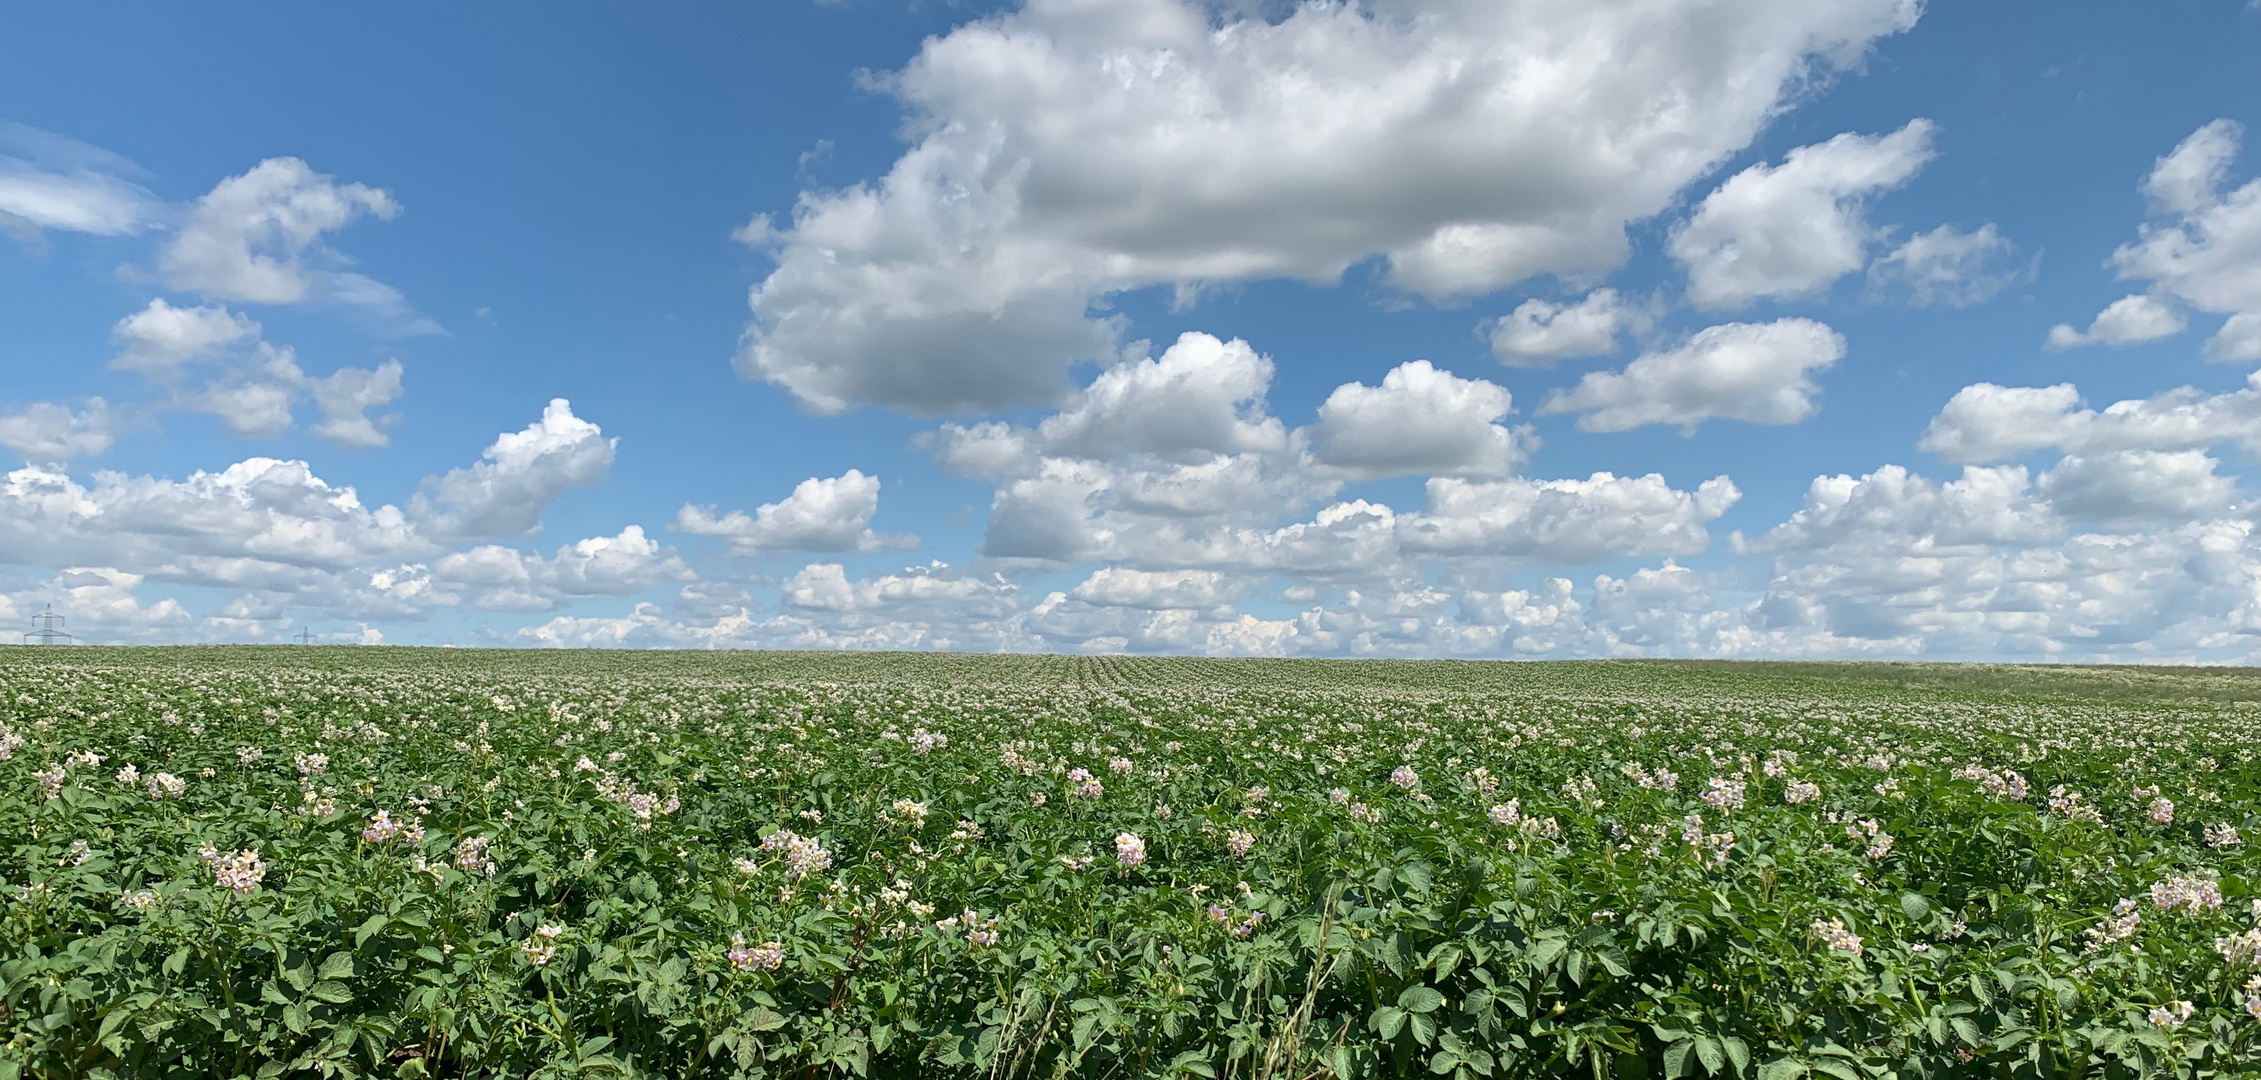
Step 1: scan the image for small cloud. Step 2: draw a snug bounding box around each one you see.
[2044,294,2185,350]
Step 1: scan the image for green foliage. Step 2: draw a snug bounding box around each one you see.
[0,647,2258,1078]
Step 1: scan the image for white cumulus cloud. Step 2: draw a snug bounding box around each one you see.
[1919,375,2261,464]
[0,401,116,463]
[2064,121,2261,363]
[431,526,696,611]
[1542,318,1846,433]
[1867,223,2027,308]
[1672,120,1936,309]
[1307,360,1531,480]
[1398,473,1740,561]
[1037,332,1284,460]
[158,157,435,333]
[2044,293,2187,350]
[413,399,616,541]
[675,470,917,555]
[738,0,1922,413]
[110,300,261,378]
[1068,566,1239,611]
[1486,289,1638,367]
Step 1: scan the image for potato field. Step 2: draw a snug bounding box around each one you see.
[5,648,2261,1079]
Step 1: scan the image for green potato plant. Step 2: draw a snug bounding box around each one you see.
[1,648,2258,1078]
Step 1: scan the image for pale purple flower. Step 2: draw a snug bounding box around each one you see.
[211,849,267,895]
[453,835,497,877]
[363,810,402,844]
[728,933,784,971]
[1811,917,1863,957]
[521,924,563,966]
[2151,876,2223,913]
[2149,1001,2196,1028]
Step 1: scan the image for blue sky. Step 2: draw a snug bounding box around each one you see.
[4,0,2260,658]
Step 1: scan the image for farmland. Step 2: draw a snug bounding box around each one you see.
[4,649,2261,1079]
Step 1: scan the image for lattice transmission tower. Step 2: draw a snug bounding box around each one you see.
[295,626,317,645]
[23,605,72,645]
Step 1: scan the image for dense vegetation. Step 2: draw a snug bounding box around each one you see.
[4,648,2259,1079]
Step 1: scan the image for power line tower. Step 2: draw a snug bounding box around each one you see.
[23,605,72,645]
[294,626,316,645]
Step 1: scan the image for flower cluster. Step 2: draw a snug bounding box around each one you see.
[2086,899,2143,949]
[728,934,785,971]
[1224,829,1255,859]
[2208,823,2244,850]
[761,829,834,880]
[296,779,337,818]
[2149,876,2223,913]
[521,924,563,967]
[2046,785,2103,823]
[453,835,498,877]
[2217,927,2261,966]
[1952,765,2029,802]
[1811,917,1863,957]
[1065,768,1104,799]
[204,846,268,896]
[1845,818,1893,861]
[938,909,1000,947]
[1207,903,1267,939]
[886,798,929,826]
[362,810,424,845]
[145,772,186,799]
[1114,831,1147,869]
[1681,813,1735,868]
[1701,776,1746,812]
[1784,779,1821,804]
[2148,1001,2196,1028]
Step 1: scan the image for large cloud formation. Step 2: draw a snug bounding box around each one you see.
[2050,121,2261,362]
[736,0,1921,413]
